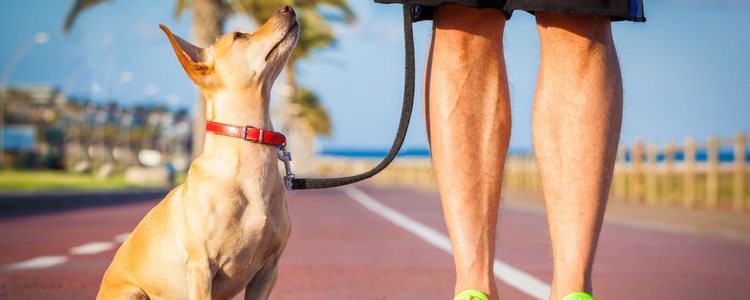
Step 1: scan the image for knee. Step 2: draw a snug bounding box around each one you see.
[536,12,613,49]
[432,4,505,47]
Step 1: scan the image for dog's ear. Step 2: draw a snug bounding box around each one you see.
[160,24,213,86]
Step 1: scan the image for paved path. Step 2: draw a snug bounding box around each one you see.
[1,185,748,299]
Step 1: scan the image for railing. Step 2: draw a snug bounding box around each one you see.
[311,133,749,212]
[611,133,747,211]
[500,133,748,211]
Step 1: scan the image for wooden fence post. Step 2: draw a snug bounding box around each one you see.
[506,158,515,191]
[734,132,746,211]
[684,137,696,208]
[646,144,659,205]
[706,135,720,209]
[523,156,528,191]
[516,155,526,191]
[519,158,524,191]
[531,154,540,191]
[614,147,626,200]
[664,141,676,204]
[630,143,644,202]
[526,154,535,191]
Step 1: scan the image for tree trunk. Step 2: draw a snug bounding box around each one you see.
[283,62,315,175]
[283,62,297,133]
[283,63,301,170]
[190,0,224,157]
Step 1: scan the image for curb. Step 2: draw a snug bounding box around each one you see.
[0,188,170,218]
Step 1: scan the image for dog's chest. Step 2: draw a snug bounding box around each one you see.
[220,207,289,256]
[208,195,290,279]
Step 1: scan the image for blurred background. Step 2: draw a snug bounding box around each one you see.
[0,0,749,299]
[0,0,748,193]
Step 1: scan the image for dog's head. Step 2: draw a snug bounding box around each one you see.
[160,6,299,91]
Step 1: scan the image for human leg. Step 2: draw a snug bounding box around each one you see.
[425,4,510,299]
[532,12,623,299]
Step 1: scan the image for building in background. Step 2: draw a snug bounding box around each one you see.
[1,85,66,169]
[1,84,192,172]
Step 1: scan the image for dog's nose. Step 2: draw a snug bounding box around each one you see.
[278,5,295,16]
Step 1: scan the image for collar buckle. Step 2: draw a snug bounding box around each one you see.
[243,125,264,144]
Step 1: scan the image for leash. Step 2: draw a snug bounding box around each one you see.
[288,4,415,190]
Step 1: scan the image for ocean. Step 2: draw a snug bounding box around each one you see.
[319,147,750,163]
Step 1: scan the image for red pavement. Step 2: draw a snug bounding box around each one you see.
[1,185,749,299]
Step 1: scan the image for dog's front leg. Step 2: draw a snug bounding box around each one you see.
[243,260,279,300]
[186,256,215,300]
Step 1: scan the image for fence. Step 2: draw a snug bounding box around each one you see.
[498,133,748,211]
[313,133,749,212]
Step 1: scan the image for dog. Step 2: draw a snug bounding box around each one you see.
[97,6,299,300]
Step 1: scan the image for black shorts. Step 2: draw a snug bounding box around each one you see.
[374,0,646,22]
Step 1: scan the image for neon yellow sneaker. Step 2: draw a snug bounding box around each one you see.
[562,292,595,300]
[454,289,489,300]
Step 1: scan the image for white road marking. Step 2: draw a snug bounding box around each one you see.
[3,255,68,270]
[70,242,116,255]
[345,186,551,300]
[3,232,129,271]
[114,232,131,243]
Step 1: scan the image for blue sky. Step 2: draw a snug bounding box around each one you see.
[1,0,748,151]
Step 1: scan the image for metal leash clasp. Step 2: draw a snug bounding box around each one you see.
[276,145,295,191]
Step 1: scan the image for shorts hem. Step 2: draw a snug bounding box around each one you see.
[507,5,646,22]
[374,1,646,23]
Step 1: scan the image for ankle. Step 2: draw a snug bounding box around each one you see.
[550,280,593,300]
[455,276,498,300]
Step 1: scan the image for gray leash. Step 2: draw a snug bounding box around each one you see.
[279,4,416,190]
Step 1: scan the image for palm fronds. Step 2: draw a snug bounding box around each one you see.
[291,88,331,136]
[63,0,111,33]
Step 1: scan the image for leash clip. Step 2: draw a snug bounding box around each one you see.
[277,145,295,191]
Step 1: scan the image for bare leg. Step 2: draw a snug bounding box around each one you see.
[532,12,623,299]
[426,5,510,299]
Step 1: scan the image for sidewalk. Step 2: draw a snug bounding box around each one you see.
[1,185,748,299]
[502,191,750,243]
[0,188,170,218]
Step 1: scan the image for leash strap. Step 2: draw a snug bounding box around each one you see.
[289,4,415,190]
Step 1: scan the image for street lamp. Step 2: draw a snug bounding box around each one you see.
[0,33,49,84]
[0,32,50,168]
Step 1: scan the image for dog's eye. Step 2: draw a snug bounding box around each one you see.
[233,32,245,40]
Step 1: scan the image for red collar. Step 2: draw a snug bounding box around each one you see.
[205,121,286,147]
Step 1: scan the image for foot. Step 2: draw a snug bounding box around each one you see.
[454,289,489,300]
[562,292,595,300]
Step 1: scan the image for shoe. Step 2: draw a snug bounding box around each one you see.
[454,289,489,300]
[562,292,595,300]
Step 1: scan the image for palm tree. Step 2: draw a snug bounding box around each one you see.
[237,0,353,173]
[65,0,223,158]
[64,0,353,161]
[237,0,353,120]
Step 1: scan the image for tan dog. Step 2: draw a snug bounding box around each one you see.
[97,6,299,300]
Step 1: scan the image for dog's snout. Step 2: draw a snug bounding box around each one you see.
[278,5,295,16]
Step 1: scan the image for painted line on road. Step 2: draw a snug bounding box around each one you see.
[3,232,131,271]
[114,232,131,243]
[3,255,68,270]
[70,242,116,255]
[344,186,551,300]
